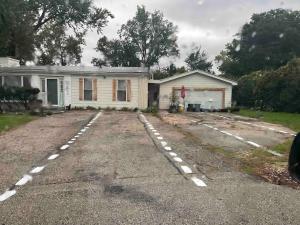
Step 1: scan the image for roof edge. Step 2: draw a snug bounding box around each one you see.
[154,70,237,86]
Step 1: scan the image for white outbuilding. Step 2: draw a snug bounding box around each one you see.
[150,70,237,110]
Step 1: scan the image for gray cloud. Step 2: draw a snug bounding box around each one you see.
[82,0,300,73]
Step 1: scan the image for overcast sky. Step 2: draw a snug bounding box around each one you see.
[82,0,300,72]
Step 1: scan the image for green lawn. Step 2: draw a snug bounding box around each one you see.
[0,114,35,133]
[235,109,300,132]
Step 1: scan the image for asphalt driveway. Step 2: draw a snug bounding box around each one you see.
[0,111,299,224]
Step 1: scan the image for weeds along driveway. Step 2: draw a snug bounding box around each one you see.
[0,111,95,192]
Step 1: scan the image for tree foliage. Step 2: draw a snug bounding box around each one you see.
[93,5,179,68]
[92,36,140,67]
[153,63,187,80]
[185,46,212,72]
[216,9,300,78]
[234,58,300,113]
[36,23,84,66]
[0,0,113,64]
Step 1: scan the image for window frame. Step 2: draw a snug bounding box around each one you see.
[1,75,31,88]
[83,78,93,101]
[116,80,127,102]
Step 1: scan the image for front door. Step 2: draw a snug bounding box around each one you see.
[47,79,58,105]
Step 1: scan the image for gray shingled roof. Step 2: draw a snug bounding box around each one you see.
[0,66,150,76]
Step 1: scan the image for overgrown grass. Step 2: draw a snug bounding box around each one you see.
[0,114,35,133]
[235,109,300,131]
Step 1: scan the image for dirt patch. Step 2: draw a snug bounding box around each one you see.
[257,167,300,189]
[159,111,193,125]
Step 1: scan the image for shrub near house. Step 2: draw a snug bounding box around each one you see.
[0,86,40,112]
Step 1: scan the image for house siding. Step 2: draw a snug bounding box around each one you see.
[159,74,233,110]
[71,75,148,109]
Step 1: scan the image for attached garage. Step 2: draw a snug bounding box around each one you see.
[151,70,237,110]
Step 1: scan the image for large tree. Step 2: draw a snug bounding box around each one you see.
[185,46,213,72]
[92,36,140,67]
[215,9,300,78]
[93,5,179,68]
[0,0,113,64]
[36,23,84,66]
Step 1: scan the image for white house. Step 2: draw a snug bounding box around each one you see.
[0,58,149,109]
[0,57,237,110]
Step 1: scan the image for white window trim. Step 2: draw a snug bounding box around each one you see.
[116,80,128,102]
[83,78,94,101]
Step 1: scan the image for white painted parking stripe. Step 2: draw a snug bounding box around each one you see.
[181,166,193,174]
[78,132,83,135]
[154,133,160,135]
[157,137,163,140]
[247,141,262,148]
[234,136,244,141]
[173,157,183,162]
[164,146,172,151]
[30,166,45,174]
[191,177,207,187]
[0,190,16,202]
[169,152,177,157]
[68,141,73,144]
[221,131,233,136]
[161,141,167,146]
[71,138,76,141]
[60,145,69,150]
[48,154,59,160]
[74,135,79,138]
[15,174,33,186]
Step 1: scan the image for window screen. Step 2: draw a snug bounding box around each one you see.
[84,78,93,101]
[117,80,127,101]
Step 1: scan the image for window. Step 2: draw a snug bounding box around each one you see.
[4,76,22,87]
[41,79,45,92]
[117,80,127,101]
[23,76,31,88]
[84,78,92,101]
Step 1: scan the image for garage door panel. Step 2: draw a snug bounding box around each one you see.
[176,90,223,109]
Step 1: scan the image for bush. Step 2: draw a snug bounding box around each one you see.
[86,106,97,110]
[0,86,40,111]
[234,58,300,113]
[142,106,158,114]
[120,107,130,111]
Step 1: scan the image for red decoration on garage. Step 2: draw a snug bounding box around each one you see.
[181,85,186,99]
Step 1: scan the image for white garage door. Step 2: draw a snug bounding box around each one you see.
[176,90,223,109]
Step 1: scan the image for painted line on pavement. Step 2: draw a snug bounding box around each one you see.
[60,145,69,150]
[173,157,183,162]
[212,114,296,137]
[181,165,193,174]
[164,146,172,151]
[0,111,103,202]
[0,190,16,202]
[30,166,46,174]
[15,175,33,186]
[161,141,167,146]
[202,123,283,157]
[140,113,208,188]
[48,154,59,160]
[191,177,207,187]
